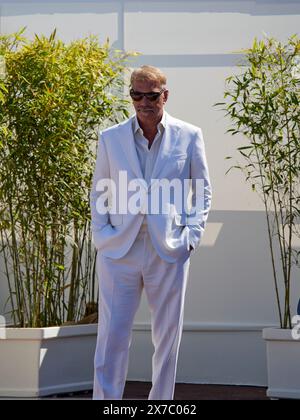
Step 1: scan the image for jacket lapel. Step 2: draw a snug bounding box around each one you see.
[118,115,144,181]
[150,112,181,183]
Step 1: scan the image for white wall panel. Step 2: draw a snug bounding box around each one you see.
[0,2,120,45]
[124,1,300,55]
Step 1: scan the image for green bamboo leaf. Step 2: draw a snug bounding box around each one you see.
[216,33,300,328]
[0,29,136,327]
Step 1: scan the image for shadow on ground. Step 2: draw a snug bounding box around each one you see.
[44,381,268,400]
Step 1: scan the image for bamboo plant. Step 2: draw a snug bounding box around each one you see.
[0,28,134,327]
[215,34,300,329]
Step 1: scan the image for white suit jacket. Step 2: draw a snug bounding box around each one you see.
[90,111,212,263]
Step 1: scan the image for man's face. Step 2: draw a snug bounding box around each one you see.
[131,79,169,125]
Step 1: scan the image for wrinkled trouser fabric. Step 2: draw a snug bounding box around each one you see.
[93,223,191,400]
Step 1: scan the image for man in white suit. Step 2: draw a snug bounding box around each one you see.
[90,65,212,400]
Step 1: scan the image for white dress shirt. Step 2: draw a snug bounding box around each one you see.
[132,111,166,228]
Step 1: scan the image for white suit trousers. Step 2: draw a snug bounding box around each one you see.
[93,223,191,400]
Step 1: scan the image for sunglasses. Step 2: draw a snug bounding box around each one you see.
[129,88,165,102]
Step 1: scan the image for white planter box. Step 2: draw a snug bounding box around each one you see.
[263,328,300,399]
[0,324,98,398]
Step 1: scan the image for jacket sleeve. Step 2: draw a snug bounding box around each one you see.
[186,128,212,251]
[90,130,111,249]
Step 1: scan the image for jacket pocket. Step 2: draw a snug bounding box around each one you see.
[173,153,188,171]
[172,152,188,160]
[174,213,186,226]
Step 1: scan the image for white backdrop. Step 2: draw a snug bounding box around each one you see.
[1,0,300,385]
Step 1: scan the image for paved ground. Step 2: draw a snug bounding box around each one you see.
[45,381,269,400]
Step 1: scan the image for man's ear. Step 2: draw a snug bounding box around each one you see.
[163,89,169,103]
